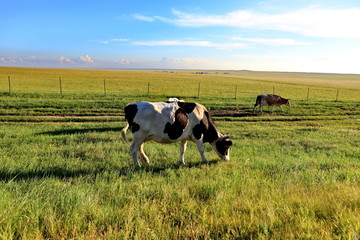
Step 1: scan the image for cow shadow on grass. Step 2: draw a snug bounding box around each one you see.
[14,127,222,182]
[37,127,123,136]
[0,161,221,182]
[138,159,222,174]
[0,167,98,182]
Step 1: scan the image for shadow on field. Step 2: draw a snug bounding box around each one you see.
[0,160,221,182]
[137,159,222,174]
[38,127,123,135]
[0,167,98,182]
[210,109,256,117]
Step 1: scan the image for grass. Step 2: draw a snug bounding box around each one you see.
[0,91,359,118]
[0,66,359,239]
[0,67,359,119]
[1,67,360,101]
[0,120,359,239]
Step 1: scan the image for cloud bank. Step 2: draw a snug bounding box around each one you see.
[136,6,360,38]
[0,55,95,67]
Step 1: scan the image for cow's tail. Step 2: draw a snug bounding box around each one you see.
[121,123,130,143]
[253,96,260,112]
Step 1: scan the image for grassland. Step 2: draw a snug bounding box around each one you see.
[0,67,359,239]
[1,67,360,101]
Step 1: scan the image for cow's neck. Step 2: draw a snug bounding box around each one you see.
[203,111,221,143]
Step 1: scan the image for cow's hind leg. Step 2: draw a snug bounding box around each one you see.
[139,143,150,165]
[179,140,187,165]
[130,138,144,166]
[253,103,258,112]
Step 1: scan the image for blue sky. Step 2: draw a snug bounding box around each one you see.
[1,0,360,73]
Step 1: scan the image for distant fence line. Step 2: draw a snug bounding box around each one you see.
[2,75,360,102]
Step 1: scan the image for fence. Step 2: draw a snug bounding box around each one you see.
[2,75,360,102]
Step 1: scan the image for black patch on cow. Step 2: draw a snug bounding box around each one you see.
[124,104,140,133]
[164,108,189,140]
[177,102,196,113]
[192,111,219,143]
[192,119,207,140]
[203,111,219,143]
[131,122,140,133]
[216,138,233,156]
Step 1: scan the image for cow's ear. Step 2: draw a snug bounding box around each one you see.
[225,140,233,147]
[223,137,233,147]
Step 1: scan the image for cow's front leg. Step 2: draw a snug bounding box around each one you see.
[195,140,208,164]
[179,140,187,164]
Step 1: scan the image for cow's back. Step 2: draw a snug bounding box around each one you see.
[257,94,282,106]
[131,102,175,133]
[125,101,203,143]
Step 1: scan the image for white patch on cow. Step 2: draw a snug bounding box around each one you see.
[167,97,184,103]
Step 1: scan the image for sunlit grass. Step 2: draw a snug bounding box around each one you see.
[1,67,359,101]
[0,119,359,239]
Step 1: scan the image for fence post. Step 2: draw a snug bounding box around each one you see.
[306,88,310,101]
[273,86,275,94]
[103,79,107,96]
[8,76,11,93]
[59,77,63,96]
[335,89,339,102]
[235,85,238,99]
[197,82,201,98]
[147,82,150,97]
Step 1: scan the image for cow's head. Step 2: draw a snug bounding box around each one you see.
[211,136,233,161]
[285,99,291,106]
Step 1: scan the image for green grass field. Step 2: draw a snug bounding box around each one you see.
[0,67,359,239]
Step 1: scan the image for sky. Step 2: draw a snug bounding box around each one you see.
[1,0,360,73]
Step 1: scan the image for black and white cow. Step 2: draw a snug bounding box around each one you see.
[121,100,233,166]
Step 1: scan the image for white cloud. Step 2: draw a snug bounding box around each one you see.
[133,40,216,47]
[117,58,141,65]
[163,7,360,38]
[230,37,309,46]
[159,57,220,69]
[133,40,248,49]
[0,55,97,67]
[0,57,18,63]
[59,56,75,64]
[133,13,154,22]
[90,39,129,45]
[110,38,128,42]
[79,55,94,64]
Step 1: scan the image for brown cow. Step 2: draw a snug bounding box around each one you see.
[253,94,291,112]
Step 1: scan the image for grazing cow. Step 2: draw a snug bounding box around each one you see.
[121,101,233,166]
[253,94,291,112]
